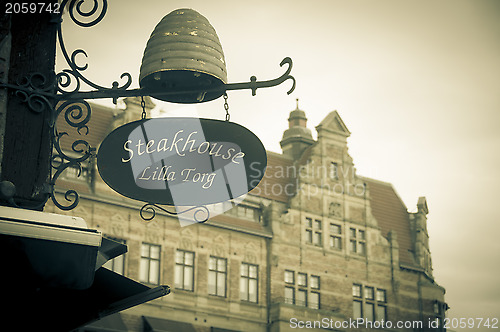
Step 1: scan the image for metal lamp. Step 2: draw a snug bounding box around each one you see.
[139,8,228,103]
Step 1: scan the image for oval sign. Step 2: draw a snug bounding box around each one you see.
[97,118,267,206]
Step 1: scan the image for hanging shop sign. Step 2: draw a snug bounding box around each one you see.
[97,118,267,206]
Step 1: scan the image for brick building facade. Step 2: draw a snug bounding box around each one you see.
[47,98,446,331]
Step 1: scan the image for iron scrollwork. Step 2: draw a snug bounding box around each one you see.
[0,0,296,219]
[49,0,125,210]
[140,204,210,223]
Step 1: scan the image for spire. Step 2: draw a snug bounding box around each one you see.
[287,98,307,128]
[280,99,314,159]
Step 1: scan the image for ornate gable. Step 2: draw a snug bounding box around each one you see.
[315,111,351,139]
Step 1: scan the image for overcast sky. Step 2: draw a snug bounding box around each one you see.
[57,0,500,326]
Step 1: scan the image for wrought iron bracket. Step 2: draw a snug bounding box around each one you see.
[59,56,296,102]
[0,0,295,215]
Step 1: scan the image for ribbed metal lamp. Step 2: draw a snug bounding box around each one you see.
[139,8,228,103]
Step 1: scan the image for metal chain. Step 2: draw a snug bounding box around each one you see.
[223,93,230,121]
[141,96,147,119]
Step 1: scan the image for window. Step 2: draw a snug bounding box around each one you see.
[350,227,366,255]
[311,275,320,289]
[284,286,295,304]
[224,202,262,222]
[329,223,342,250]
[240,263,258,303]
[102,237,126,275]
[139,243,160,285]
[433,300,448,329]
[174,250,194,291]
[284,270,295,284]
[305,217,322,247]
[61,163,91,183]
[297,289,307,307]
[376,289,387,321]
[330,162,339,180]
[353,284,387,322]
[208,256,227,297]
[297,273,307,287]
[310,292,320,309]
[284,270,320,309]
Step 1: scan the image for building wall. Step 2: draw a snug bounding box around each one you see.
[46,102,446,332]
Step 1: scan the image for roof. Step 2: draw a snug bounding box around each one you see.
[249,151,296,203]
[362,177,416,267]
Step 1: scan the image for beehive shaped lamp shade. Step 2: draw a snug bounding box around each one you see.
[139,8,228,103]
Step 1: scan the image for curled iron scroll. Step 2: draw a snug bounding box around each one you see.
[225,57,296,96]
[57,0,132,99]
[140,204,210,223]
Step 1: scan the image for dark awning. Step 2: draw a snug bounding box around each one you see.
[80,313,128,332]
[142,317,241,332]
[0,206,170,331]
[2,267,169,331]
[143,316,198,332]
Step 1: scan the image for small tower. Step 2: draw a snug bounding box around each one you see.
[108,96,156,132]
[280,99,314,160]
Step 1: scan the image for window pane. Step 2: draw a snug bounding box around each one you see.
[365,287,374,300]
[330,224,341,234]
[285,287,294,304]
[434,302,440,315]
[311,275,320,289]
[376,305,387,321]
[185,252,194,265]
[306,230,312,243]
[353,284,361,297]
[208,271,216,294]
[150,245,160,259]
[359,230,366,240]
[139,258,148,283]
[314,220,322,230]
[184,266,193,290]
[217,258,226,272]
[240,277,248,301]
[141,244,150,257]
[376,289,386,303]
[249,265,257,278]
[359,242,366,255]
[335,237,342,249]
[209,257,216,270]
[174,265,183,288]
[149,260,159,284]
[285,270,294,284]
[297,273,307,287]
[365,303,374,322]
[175,250,184,264]
[310,292,320,309]
[353,300,362,319]
[217,272,226,296]
[306,218,312,228]
[330,162,338,179]
[330,236,342,249]
[350,240,357,253]
[249,279,258,303]
[350,228,356,238]
[297,289,307,307]
[241,263,248,277]
[313,232,322,246]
